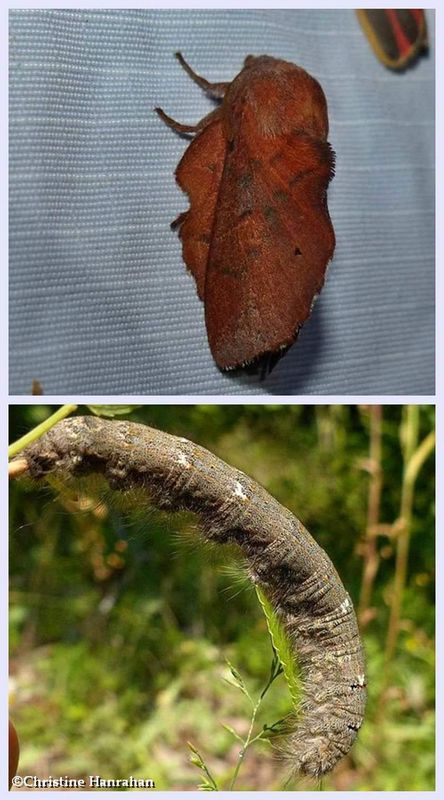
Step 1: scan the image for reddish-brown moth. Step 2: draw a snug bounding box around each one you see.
[156,54,335,371]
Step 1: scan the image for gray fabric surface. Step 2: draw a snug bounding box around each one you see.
[9,9,435,395]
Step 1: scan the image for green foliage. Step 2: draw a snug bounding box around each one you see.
[187,652,286,790]
[255,587,301,707]
[9,405,435,791]
[87,404,142,417]
[187,742,219,791]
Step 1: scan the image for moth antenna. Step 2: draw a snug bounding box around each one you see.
[175,52,229,99]
[154,106,201,134]
[155,106,223,138]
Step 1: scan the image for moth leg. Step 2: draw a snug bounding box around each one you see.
[155,106,221,134]
[171,210,188,230]
[175,52,229,99]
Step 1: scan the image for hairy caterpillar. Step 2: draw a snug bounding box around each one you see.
[13,416,366,777]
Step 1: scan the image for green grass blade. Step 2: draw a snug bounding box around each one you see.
[256,586,301,707]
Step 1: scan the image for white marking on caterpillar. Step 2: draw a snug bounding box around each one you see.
[233,480,248,501]
[15,416,366,779]
[176,451,191,468]
[339,597,352,613]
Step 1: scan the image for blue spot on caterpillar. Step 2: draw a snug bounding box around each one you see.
[15,416,366,777]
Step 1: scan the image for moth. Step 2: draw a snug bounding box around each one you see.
[356,9,428,70]
[156,54,335,371]
[15,416,366,777]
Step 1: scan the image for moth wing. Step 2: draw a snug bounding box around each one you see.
[204,131,335,369]
[174,117,225,300]
[356,9,427,70]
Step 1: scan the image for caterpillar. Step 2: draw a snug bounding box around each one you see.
[13,415,366,777]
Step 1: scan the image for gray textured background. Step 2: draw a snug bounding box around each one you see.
[9,9,435,395]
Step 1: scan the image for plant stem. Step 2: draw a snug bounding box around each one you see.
[358,405,383,623]
[229,695,262,790]
[384,410,434,664]
[8,404,78,459]
[200,760,218,790]
[228,656,282,790]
